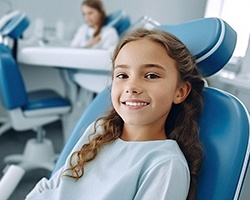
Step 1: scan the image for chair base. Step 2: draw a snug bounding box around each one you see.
[4,138,57,171]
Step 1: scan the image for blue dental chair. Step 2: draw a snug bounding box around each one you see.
[0,12,71,199]
[51,17,250,200]
[0,11,30,136]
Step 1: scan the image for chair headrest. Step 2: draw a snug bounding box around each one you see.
[105,10,131,36]
[0,10,21,30]
[160,18,237,77]
[0,12,30,39]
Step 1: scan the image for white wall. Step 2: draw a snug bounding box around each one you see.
[103,0,207,24]
[1,0,207,40]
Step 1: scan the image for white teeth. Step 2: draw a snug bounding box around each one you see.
[125,102,147,106]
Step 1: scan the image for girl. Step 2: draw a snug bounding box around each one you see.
[26,28,204,200]
[70,0,119,51]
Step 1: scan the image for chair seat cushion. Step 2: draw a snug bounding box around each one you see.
[23,89,70,111]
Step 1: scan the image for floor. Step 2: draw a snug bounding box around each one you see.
[0,121,64,200]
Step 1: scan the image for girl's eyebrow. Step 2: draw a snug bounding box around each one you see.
[114,64,166,70]
[144,64,166,71]
[114,64,128,69]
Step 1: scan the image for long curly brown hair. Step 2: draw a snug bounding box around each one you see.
[82,0,107,36]
[65,28,204,200]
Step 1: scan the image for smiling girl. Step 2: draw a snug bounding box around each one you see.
[26,28,204,200]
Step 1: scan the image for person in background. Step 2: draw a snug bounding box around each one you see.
[70,0,119,51]
[26,28,204,200]
[68,0,120,118]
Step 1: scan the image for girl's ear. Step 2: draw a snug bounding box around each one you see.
[173,82,191,104]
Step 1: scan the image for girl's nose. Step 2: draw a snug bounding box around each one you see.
[126,89,141,94]
[125,80,143,94]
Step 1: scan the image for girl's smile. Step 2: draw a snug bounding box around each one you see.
[121,99,149,108]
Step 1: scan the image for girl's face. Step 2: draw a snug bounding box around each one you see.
[82,5,102,28]
[111,39,190,139]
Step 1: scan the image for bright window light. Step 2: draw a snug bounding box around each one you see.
[205,0,250,57]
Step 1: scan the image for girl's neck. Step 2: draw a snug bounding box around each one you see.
[120,124,167,141]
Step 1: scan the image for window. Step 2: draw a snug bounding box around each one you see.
[205,0,250,57]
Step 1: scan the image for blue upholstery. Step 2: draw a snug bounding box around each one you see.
[51,17,250,200]
[0,45,27,109]
[160,18,237,77]
[105,10,131,36]
[197,88,249,200]
[0,12,30,138]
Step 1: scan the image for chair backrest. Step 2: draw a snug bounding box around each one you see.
[52,17,250,200]
[0,44,28,110]
[0,11,30,110]
[105,10,131,36]
[197,87,249,200]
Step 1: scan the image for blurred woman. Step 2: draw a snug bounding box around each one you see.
[70,0,119,51]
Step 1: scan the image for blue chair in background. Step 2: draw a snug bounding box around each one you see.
[52,17,250,200]
[0,44,71,169]
[105,9,131,36]
[0,12,71,199]
[0,11,30,137]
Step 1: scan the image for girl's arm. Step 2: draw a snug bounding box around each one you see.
[25,166,63,199]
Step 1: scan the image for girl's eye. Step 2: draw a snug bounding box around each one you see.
[116,73,128,79]
[145,73,160,79]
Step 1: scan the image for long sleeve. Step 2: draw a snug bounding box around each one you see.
[25,166,63,200]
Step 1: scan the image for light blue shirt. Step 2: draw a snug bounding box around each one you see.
[26,122,190,200]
